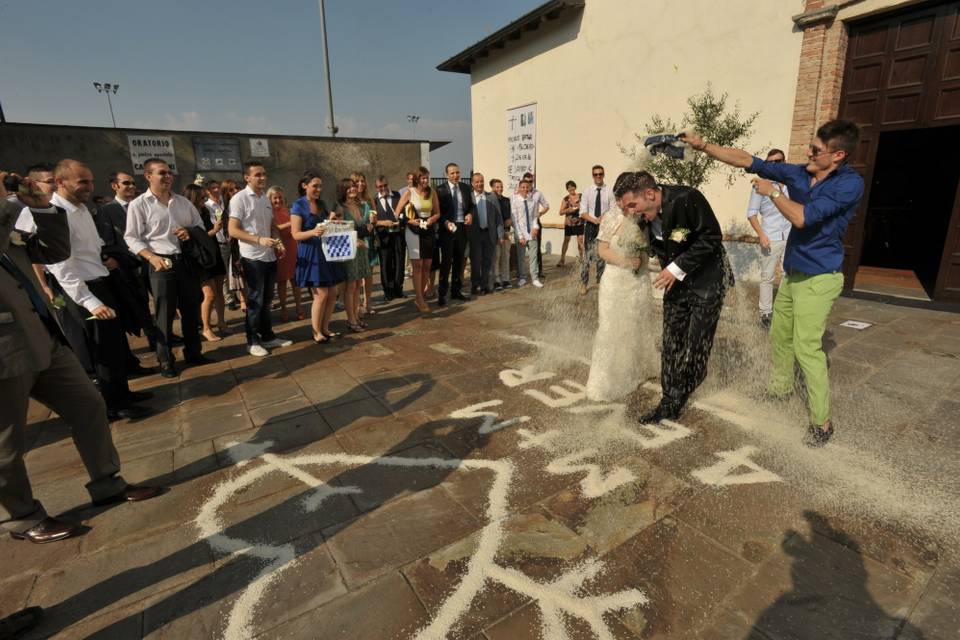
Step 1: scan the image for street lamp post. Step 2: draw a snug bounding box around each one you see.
[317,0,338,136]
[93,82,119,128]
[407,114,420,138]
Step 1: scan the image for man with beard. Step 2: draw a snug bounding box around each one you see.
[16,160,152,421]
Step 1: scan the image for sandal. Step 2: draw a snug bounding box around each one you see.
[322,331,341,339]
[313,334,330,344]
[202,331,222,342]
[349,323,365,333]
[366,307,377,316]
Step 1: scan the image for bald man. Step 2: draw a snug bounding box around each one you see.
[16,160,151,421]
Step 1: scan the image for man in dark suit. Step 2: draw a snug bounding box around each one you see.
[0,174,162,544]
[94,170,155,375]
[435,162,475,305]
[468,172,503,294]
[373,175,405,300]
[614,171,732,423]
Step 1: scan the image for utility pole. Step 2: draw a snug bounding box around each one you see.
[93,82,119,128]
[317,0,338,136]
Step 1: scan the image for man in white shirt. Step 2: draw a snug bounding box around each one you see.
[17,160,151,420]
[125,158,210,377]
[522,172,550,279]
[510,179,543,288]
[579,164,613,295]
[437,162,475,305]
[228,161,292,357]
[746,148,792,326]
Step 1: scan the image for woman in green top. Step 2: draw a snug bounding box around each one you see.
[335,178,374,332]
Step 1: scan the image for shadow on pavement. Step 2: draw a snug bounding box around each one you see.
[30,372,496,638]
[745,511,925,640]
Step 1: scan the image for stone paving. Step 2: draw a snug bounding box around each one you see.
[3,263,960,640]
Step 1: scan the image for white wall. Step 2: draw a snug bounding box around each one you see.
[468,0,806,245]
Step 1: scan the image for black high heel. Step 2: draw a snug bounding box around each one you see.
[313,334,330,345]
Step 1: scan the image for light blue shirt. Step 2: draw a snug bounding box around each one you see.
[746,183,792,242]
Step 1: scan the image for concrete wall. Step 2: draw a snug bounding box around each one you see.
[0,123,427,204]
[466,0,805,242]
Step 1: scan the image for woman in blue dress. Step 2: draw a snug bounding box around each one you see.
[290,170,345,344]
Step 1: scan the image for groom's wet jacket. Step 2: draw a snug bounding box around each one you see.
[647,185,733,299]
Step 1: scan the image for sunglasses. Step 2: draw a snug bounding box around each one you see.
[593,172,604,177]
[118,180,136,186]
[808,144,840,158]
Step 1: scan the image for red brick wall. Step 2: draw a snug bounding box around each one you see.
[788,1,850,161]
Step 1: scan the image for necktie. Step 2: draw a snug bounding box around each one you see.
[595,187,602,221]
[523,199,531,234]
[1,252,61,338]
[478,195,487,229]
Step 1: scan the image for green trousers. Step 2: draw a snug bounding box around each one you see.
[768,271,844,426]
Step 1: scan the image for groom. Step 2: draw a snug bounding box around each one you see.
[614,171,731,423]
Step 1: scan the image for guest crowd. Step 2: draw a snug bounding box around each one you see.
[0,118,863,574]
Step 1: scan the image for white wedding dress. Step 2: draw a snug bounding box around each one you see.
[585,206,658,401]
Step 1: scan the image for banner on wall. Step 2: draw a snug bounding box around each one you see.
[128,135,177,174]
[506,102,536,189]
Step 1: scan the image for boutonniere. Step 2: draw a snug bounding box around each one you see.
[9,230,26,247]
[669,227,691,243]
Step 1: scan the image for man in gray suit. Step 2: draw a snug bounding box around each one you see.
[0,173,162,544]
[468,172,503,295]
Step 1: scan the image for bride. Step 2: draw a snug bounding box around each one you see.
[585,173,658,401]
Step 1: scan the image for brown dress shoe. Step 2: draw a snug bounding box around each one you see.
[9,517,79,544]
[92,485,165,507]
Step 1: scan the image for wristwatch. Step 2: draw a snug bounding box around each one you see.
[770,189,782,200]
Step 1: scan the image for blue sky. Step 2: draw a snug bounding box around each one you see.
[0,0,543,170]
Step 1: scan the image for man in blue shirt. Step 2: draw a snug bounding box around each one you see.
[746,148,792,327]
[682,119,865,447]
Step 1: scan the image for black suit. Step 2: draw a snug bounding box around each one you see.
[646,185,732,413]
[374,190,405,299]
[436,181,475,298]
[93,202,156,353]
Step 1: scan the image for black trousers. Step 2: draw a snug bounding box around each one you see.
[581,224,605,286]
[62,278,131,408]
[660,284,726,410]
[241,258,277,346]
[378,233,406,298]
[149,258,202,366]
[438,225,469,297]
[469,229,495,290]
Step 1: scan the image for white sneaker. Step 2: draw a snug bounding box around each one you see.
[261,337,293,348]
[517,278,527,287]
[532,280,544,288]
[248,344,269,357]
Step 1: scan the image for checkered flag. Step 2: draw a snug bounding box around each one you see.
[321,229,357,262]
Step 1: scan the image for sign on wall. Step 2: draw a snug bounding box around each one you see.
[506,102,536,189]
[193,137,242,171]
[249,138,270,157]
[128,135,177,174]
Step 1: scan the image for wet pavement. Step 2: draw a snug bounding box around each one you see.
[4,263,960,640]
